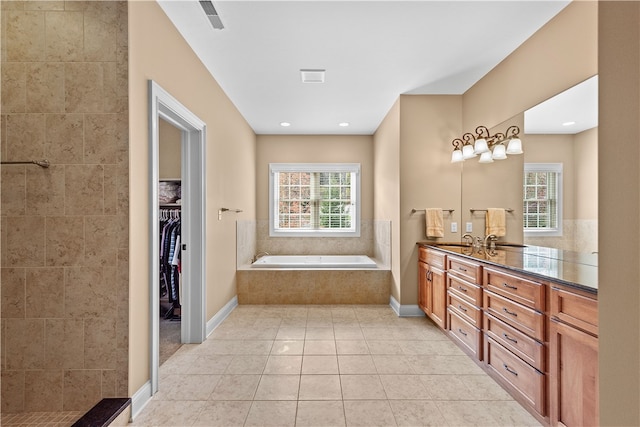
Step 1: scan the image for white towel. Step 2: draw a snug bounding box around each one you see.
[485,208,506,237]
[425,208,444,238]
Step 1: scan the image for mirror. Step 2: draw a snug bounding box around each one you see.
[460,76,598,254]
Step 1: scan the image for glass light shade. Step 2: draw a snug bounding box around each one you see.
[451,149,464,163]
[478,151,494,163]
[474,138,489,154]
[506,137,523,154]
[492,144,507,160]
[462,144,476,159]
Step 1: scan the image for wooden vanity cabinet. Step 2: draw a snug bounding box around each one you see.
[548,285,599,427]
[418,248,447,329]
[447,255,483,360]
[483,266,547,417]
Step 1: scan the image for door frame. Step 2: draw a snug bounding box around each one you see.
[148,80,207,394]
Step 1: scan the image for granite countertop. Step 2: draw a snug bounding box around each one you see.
[417,241,598,294]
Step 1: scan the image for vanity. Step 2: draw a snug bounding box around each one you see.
[418,242,598,427]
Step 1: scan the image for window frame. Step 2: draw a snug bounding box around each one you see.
[523,162,563,237]
[269,163,361,237]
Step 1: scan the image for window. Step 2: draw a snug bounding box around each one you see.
[269,163,360,237]
[523,163,562,236]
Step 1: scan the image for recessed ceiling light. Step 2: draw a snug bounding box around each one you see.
[300,69,326,84]
[562,121,576,126]
[339,122,350,127]
[280,122,291,127]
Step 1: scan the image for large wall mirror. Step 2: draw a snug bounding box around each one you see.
[460,75,598,254]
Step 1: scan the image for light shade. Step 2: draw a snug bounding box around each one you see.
[506,137,523,154]
[462,144,476,159]
[478,151,494,163]
[451,149,464,163]
[474,138,489,154]
[492,144,507,160]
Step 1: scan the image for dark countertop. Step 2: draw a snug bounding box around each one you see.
[418,242,598,295]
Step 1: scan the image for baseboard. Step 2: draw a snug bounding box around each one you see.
[130,381,152,421]
[389,295,425,317]
[206,295,238,337]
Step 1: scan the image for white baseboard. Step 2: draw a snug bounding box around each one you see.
[130,380,152,421]
[206,295,238,337]
[389,295,425,317]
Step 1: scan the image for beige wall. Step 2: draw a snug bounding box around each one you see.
[598,2,640,425]
[398,95,463,305]
[158,118,181,180]
[128,1,256,395]
[255,134,373,220]
[1,0,129,413]
[574,127,598,220]
[463,1,598,130]
[373,100,401,301]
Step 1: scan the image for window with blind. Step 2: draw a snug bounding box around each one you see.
[523,163,562,236]
[269,163,361,237]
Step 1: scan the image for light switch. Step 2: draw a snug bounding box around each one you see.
[451,222,458,233]
[466,222,473,232]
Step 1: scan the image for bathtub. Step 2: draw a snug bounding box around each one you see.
[251,254,377,269]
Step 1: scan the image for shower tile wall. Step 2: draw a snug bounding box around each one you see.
[0,0,129,414]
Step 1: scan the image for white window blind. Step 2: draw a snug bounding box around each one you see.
[523,163,562,236]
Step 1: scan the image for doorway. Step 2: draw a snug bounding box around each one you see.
[149,80,207,394]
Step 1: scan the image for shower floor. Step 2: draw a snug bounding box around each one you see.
[1,411,83,426]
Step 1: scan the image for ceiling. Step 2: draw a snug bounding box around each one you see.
[158,0,570,135]
[525,75,598,134]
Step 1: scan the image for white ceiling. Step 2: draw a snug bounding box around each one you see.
[158,0,570,135]
[525,75,598,134]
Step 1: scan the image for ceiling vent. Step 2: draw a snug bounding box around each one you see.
[199,0,224,30]
[300,69,326,84]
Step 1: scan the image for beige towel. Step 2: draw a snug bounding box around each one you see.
[425,208,444,238]
[485,208,506,237]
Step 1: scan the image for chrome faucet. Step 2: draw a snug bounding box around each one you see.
[252,252,270,263]
[484,234,498,250]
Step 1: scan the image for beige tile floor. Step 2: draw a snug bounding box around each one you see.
[132,305,542,427]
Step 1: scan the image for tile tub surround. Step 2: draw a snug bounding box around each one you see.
[130,305,541,426]
[236,270,391,304]
[1,0,129,417]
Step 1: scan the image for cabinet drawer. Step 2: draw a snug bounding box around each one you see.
[485,336,546,415]
[448,309,482,360]
[448,256,481,283]
[448,290,482,327]
[484,313,545,372]
[484,267,545,311]
[447,274,482,306]
[484,290,545,341]
[419,247,445,269]
[550,286,598,337]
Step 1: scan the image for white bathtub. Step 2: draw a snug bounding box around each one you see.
[251,255,377,269]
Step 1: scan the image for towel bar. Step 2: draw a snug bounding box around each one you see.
[470,208,514,213]
[411,208,455,214]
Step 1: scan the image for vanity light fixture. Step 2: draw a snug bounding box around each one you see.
[450,125,524,163]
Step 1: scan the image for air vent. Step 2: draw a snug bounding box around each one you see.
[300,69,326,84]
[199,0,224,30]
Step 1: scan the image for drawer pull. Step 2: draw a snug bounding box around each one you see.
[502,333,518,344]
[458,304,468,312]
[502,307,518,317]
[458,267,468,272]
[458,328,468,337]
[502,283,518,290]
[503,363,519,376]
[458,286,468,292]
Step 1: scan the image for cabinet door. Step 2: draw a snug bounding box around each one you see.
[549,319,599,427]
[418,261,431,315]
[430,265,447,329]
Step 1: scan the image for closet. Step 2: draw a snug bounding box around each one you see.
[158,118,183,365]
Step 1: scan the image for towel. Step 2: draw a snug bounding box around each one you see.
[425,208,444,238]
[485,208,506,237]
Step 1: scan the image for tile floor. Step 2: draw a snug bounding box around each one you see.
[132,305,542,426]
